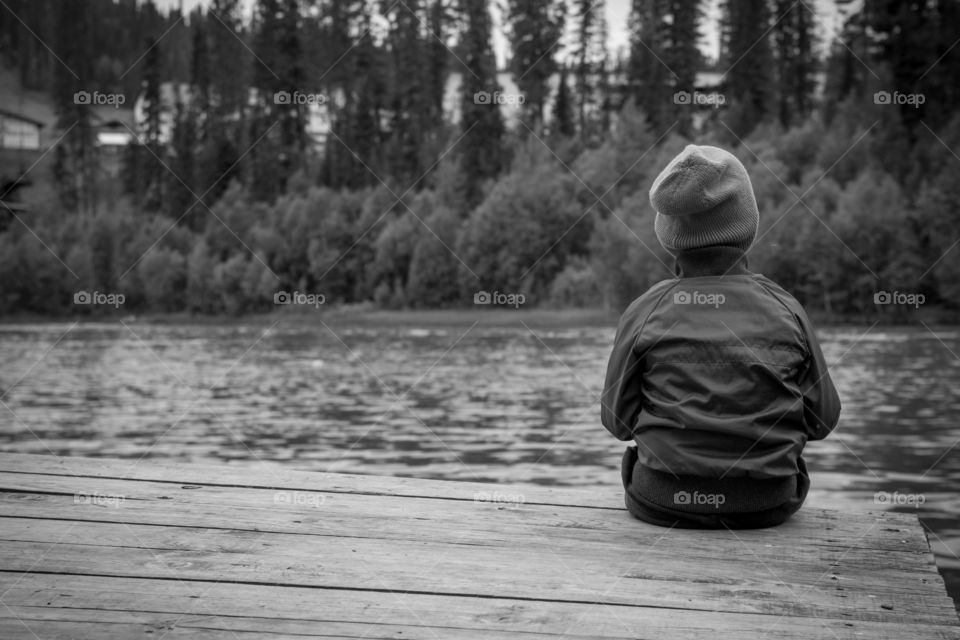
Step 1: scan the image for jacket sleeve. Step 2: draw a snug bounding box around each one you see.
[600,309,646,441]
[795,309,841,441]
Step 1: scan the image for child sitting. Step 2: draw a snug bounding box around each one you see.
[601,144,840,529]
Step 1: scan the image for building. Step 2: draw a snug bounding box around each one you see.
[0,108,44,225]
[92,106,136,177]
[0,108,42,151]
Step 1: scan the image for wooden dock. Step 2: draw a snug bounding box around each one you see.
[0,453,957,639]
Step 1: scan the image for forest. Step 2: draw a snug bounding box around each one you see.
[1,0,959,319]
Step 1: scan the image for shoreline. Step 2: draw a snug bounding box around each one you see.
[0,306,957,328]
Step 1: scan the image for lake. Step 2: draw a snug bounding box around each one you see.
[1,317,958,610]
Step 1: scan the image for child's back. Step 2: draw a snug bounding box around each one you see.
[601,145,840,529]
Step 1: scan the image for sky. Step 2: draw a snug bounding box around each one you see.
[154,0,851,68]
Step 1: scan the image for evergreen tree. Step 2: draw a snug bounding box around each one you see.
[552,63,575,137]
[627,0,701,133]
[571,0,608,140]
[626,0,670,129]
[505,0,565,125]
[426,0,452,121]
[772,0,818,128]
[205,0,248,198]
[122,38,165,211]
[169,86,201,226]
[248,0,306,202]
[861,0,960,133]
[383,0,429,186]
[821,3,869,120]
[926,0,960,131]
[720,0,774,137]
[665,0,702,135]
[457,0,505,208]
[51,0,97,214]
[318,0,385,189]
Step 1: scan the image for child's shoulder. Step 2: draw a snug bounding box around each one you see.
[616,278,682,327]
[749,272,806,312]
[630,277,682,309]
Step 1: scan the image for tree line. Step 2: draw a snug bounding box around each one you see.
[0,0,959,320]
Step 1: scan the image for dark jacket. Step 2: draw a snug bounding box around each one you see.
[601,246,841,486]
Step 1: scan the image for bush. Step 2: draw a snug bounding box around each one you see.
[138,247,187,312]
[589,190,672,312]
[406,205,463,307]
[547,257,603,307]
[455,137,590,303]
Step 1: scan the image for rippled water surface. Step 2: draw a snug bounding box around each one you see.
[1,320,958,609]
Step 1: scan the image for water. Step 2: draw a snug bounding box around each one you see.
[1,319,958,610]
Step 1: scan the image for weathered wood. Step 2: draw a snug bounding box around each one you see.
[0,451,619,507]
[0,453,956,639]
[1,574,958,640]
[0,472,934,555]
[0,519,946,623]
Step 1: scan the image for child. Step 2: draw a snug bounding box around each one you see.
[601,144,840,529]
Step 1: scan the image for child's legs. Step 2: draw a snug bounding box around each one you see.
[620,446,722,529]
[620,445,810,529]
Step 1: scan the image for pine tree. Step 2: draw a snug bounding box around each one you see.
[248,0,306,202]
[862,0,944,132]
[457,0,505,208]
[51,0,97,214]
[626,0,670,129]
[821,2,869,118]
[123,38,165,212]
[317,0,385,189]
[383,0,429,186]
[191,16,211,112]
[350,27,386,187]
[505,0,565,125]
[772,0,817,128]
[552,63,575,137]
[571,0,608,140]
[927,0,960,131]
[166,30,212,228]
[665,0,702,135]
[720,0,775,137]
[168,90,198,222]
[205,0,248,198]
[425,0,452,120]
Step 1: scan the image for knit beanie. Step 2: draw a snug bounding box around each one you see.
[649,145,759,253]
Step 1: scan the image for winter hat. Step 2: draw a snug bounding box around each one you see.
[649,145,759,252]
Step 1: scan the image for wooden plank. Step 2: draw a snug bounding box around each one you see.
[0,453,917,546]
[0,451,622,508]
[0,513,952,623]
[0,453,957,640]
[0,471,933,554]
[2,574,959,640]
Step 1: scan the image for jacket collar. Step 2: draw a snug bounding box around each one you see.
[674,246,750,278]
